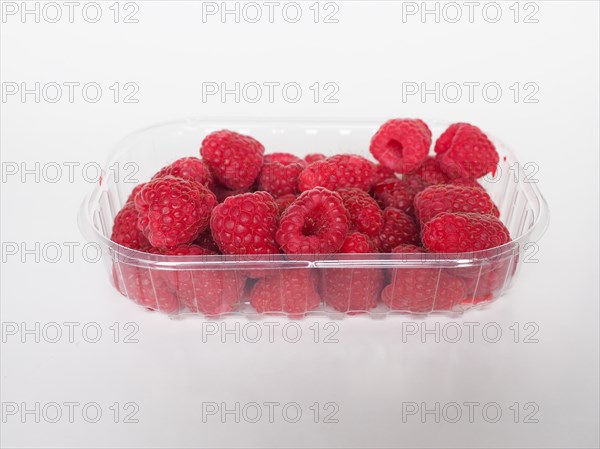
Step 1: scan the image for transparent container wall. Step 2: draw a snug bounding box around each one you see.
[82,120,548,318]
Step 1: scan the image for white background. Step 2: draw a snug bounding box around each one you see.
[1,1,599,448]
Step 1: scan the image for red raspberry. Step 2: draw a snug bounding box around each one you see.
[448,178,485,189]
[392,244,425,254]
[422,212,511,253]
[257,153,305,197]
[370,119,432,173]
[200,130,265,190]
[337,188,384,237]
[375,207,419,253]
[275,193,297,214]
[298,154,375,192]
[135,176,217,249]
[305,153,326,164]
[161,245,245,315]
[163,244,216,256]
[435,123,499,179]
[112,260,179,314]
[126,183,146,203]
[211,182,249,203]
[210,191,279,255]
[250,269,321,316]
[382,268,465,313]
[321,232,383,313]
[193,230,221,254]
[111,202,150,250]
[152,157,213,189]
[403,156,449,187]
[460,262,510,306]
[338,231,378,253]
[371,164,397,185]
[276,187,350,254]
[371,179,418,216]
[414,185,500,227]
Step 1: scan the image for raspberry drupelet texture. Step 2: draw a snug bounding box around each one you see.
[414,184,500,227]
[250,269,321,316]
[338,231,378,254]
[382,243,465,313]
[403,156,449,188]
[210,191,280,255]
[298,154,375,192]
[162,245,245,315]
[276,187,350,254]
[275,193,297,214]
[152,157,214,189]
[193,230,221,254]
[382,267,465,313]
[321,232,383,313]
[337,188,384,237]
[422,212,511,253]
[304,153,326,164]
[375,207,420,253]
[200,130,265,190]
[370,119,432,173]
[434,123,499,180]
[257,152,306,197]
[111,202,151,251]
[135,176,217,249]
[371,164,397,185]
[371,178,419,216]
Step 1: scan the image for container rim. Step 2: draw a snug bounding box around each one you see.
[78,117,550,268]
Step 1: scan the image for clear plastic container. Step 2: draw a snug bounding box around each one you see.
[78,119,549,318]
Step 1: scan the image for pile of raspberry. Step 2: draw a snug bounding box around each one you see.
[111,119,512,316]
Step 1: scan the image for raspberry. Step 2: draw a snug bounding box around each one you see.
[305,153,326,164]
[339,231,378,253]
[403,156,449,187]
[337,188,384,237]
[161,245,245,315]
[384,243,465,312]
[250,269,321,316]
[371,164,397,185]
[448,178,485,189]
[370,119,432,173]
[391,244,425,254]
[298,154,375,192]
[382,268,465,313]
[276,187,350,254]
[257,153,305,197]
[113,260,179,314]
[152,157,213,189]
[460,262,510,306]
[193,230,221,254]
[111,202,150,250]
[210,191,279,255]
[200,130,265,190]
[212,182,249,203]
[371,179,418,216]
[321,232,383,313]
[375,207,419,253]
[434,123,499,179]
[135,176,217,249]
[414,185,500,227]
[275,193,297,214]
[126,183,146,203]
[163,244,216,256]
[422,212,511,253]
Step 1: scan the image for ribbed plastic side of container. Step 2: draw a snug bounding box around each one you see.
[78,119,549,318]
